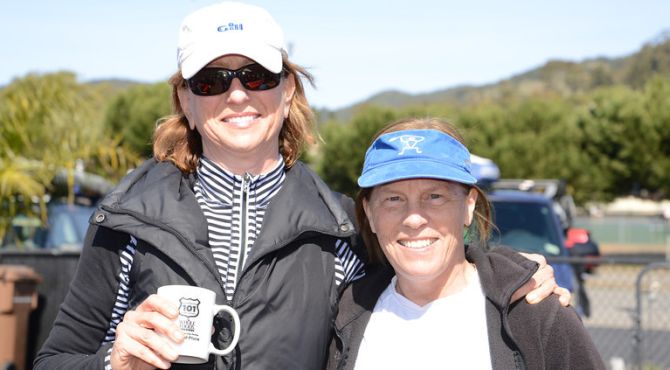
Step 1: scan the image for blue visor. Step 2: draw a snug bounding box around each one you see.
[358,129,477,188]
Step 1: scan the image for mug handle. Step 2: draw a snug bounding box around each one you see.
[209,305,241,356]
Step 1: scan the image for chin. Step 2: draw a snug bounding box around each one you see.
[395,263,442,279]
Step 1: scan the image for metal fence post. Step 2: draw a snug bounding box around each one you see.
[634,261,670,370]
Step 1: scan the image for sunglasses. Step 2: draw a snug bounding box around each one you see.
[187,63,283,96]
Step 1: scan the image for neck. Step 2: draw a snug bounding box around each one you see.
[395,258,475,307]
[203,147,282,175]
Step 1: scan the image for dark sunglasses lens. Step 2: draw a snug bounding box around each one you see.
[188,69,230,96]
[240,65,281,91]
[187,65,281,95]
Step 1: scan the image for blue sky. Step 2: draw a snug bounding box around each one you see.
[3,0,669,109]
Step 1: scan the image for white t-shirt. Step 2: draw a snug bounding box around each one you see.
[354,272,492,370]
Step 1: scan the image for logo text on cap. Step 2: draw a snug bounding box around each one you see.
[389,135,425,155]
[218,23,244,32]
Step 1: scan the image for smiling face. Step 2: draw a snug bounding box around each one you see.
[364,178,478,286]
[177,55,295,174]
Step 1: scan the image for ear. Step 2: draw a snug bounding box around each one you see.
[362,198,377,234]
[282,73,296,119]
[464,187,478,227]
[177,86,196,130]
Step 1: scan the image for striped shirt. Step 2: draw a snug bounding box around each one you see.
[194,156,287,300]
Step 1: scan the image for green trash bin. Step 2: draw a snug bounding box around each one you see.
[0,265,42,370]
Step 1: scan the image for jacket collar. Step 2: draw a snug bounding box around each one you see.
[196,155,285,206]
[98,159,209,247]
[96,159,357,269]
[335,264,394,328]
[464,245,539,309]
[253,161,356,247]
[335,245,538,328]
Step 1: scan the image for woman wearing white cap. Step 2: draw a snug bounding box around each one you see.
[35,3,567,370]
[328,118,604,370]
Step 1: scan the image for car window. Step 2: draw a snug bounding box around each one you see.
[46,205,95,249]
[47,211,79,248]
[2,203,95,250]
[490,201,564,256]
[1,215,46,249]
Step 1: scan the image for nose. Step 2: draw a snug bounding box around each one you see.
[402,202,428,229]
[225,77,250,104]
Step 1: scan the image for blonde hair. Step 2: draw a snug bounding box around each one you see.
[153,56,316,173]
[355,117,493,265]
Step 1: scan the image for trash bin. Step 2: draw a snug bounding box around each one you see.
[0,265,42,370]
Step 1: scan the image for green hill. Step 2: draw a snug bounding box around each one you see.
[330,32,670,121]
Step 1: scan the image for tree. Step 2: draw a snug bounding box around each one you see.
[623,40,670,88]
[459,97,581,175]
[318,107,398,197]
[641,76,670,197]
[104,82,172,158]
[574,85,653,200]
[0,156,51,235]
[0,72,140,228]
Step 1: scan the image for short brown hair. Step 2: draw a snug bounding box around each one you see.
[355,117,493,265]
[152,55,316,173]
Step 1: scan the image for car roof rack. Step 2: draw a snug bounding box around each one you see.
[491,179,567,200]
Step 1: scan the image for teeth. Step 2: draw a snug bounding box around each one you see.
[399,239,435,249]
[224,116,256,124]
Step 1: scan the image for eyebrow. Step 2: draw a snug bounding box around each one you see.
[377,184,450,195]
[383,184,465,198]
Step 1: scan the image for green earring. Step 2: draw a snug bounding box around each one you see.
[463,226,471,244]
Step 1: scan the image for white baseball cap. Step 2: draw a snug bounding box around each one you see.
[177,1,286,79]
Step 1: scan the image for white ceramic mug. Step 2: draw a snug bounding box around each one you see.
[157,285,240,364]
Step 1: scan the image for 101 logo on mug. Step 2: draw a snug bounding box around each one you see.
[179,297,201,317]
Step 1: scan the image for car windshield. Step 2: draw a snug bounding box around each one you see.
[46,204,95,248]
[490,201,564,256]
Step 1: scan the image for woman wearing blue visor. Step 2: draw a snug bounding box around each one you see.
[328,118,604,370]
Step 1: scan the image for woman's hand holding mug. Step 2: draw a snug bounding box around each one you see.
[110,285,239,369]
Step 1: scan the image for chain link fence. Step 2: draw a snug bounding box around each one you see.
[554,257,670,370]
[633,262,670,370]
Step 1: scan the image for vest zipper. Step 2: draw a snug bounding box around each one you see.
[237,172,252,280]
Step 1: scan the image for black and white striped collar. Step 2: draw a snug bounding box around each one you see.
[195,156,286,205]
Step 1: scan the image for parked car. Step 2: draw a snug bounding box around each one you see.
[2,169,113,251]
[1,201,96,250]
[488,190,595,316]
[488,190,575,292]
[469,158,594,316]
